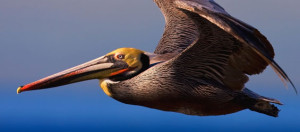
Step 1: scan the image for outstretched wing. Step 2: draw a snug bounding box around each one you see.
[155,0,296,92]
[154,0,229,54]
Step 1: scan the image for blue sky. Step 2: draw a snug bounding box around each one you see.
[1,0,300,131]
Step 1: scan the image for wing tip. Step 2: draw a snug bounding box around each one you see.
[289,80,297,94]
[270,62,297,94]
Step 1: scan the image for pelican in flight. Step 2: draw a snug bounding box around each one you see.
[17,0,296,117]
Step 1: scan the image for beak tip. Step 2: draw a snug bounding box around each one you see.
[17,86,23,94]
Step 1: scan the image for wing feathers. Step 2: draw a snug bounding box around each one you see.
[172,0,295,91]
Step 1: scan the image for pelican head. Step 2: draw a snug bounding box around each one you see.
[17,48,154,94]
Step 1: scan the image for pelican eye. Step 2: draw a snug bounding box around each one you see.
[115,54,125,59]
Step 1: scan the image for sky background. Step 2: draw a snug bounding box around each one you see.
[1,0,300,131]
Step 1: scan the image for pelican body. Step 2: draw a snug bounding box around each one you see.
[18,0,296,117]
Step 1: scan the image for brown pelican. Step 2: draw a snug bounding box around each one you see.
[17,0,296,117]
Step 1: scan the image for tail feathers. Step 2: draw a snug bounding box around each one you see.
[241,88,282,117]
[249,101,280,117]
[259,96,282,105]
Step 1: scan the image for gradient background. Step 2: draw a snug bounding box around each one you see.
[1,0,300,131]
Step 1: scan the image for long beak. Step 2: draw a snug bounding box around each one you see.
[17,56,127,94]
